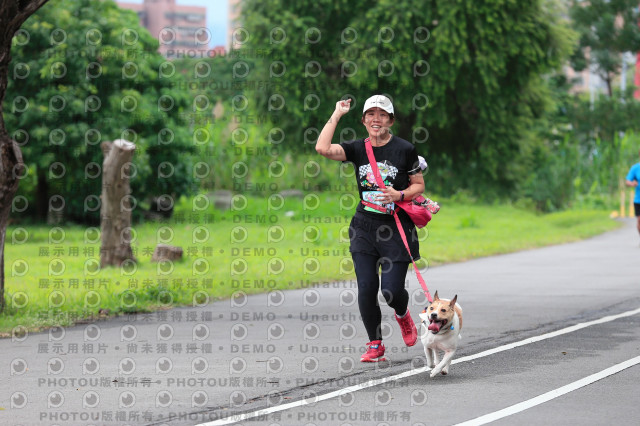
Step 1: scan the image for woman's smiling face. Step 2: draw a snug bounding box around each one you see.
[362,107,394,139]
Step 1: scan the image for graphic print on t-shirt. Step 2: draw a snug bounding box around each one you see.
[359,161,398,213]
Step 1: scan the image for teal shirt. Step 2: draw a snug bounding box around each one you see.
[626,163,640,203]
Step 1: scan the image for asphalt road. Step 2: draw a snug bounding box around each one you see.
[1,218,639,426]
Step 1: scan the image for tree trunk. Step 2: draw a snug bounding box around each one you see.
[100,139,137,268]
[0,138,23,313]
[0,0,51,314]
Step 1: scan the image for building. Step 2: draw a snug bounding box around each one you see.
[227,0,241,51]
[118,0,208,58]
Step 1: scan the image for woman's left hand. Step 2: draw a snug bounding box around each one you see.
[377,187,399,203]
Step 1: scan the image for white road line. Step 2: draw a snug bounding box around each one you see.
[454,355,640,426]
[198,306,640,426]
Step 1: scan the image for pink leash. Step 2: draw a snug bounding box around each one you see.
[362,138,433,303]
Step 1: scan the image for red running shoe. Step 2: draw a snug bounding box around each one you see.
[396,310,418,346]
[360,340,386,362]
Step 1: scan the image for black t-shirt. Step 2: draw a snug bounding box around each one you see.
[340,136,420,218]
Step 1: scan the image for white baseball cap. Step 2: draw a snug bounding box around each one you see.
[362,95,394,115]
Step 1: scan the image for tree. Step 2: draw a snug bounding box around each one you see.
[0,0,51,313]
[238,0,576,197]
[3,0,198,224]
[570,0,640,97]
[100,139,137,267]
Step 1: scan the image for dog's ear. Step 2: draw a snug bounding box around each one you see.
[433,291,439,301]
[449,294,457,307]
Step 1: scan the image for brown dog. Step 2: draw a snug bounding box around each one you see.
[418,291,463,377]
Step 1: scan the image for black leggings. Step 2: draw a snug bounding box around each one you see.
[352,252,410,342]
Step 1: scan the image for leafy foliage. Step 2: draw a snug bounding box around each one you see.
[4,0,197,223]
[238,0,576,198]
[526,72,640,211]
[570,0,640,96]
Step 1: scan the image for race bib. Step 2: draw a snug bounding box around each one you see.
[362,191,394,214]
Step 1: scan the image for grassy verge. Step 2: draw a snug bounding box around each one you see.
[0,193,620,334]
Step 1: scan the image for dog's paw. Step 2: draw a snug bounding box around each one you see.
[429,368,441,378]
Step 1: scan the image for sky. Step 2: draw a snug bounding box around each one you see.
[122,0,229,48]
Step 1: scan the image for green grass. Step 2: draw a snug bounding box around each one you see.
[422,204,619,265]
[0,193,620,334]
